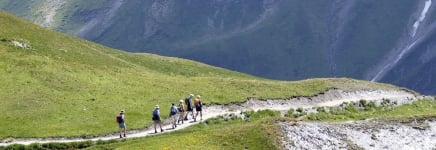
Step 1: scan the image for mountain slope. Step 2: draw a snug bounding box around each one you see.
[1,0,435,94]
[0,11,408,138]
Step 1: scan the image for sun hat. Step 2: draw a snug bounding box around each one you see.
[120,110,125,114]
[155,105,159,109]
[197,95,201,98]
[180,99,184,103]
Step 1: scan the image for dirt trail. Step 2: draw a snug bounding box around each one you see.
[0,89,416,146]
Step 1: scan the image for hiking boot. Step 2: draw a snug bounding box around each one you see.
[194,118,196,122]
[120,135,123,138]
[124,134,126,137]
[155,130,157,133]
[161,129,164,132]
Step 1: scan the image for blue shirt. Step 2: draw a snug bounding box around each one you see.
[153,109,160,116]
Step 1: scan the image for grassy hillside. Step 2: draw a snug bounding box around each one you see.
[0,11,403,139]
[87,111,282,150]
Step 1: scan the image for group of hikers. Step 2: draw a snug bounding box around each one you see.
[116,94,203,138]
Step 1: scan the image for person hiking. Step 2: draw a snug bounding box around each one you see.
[116,110,126,138]
[194,95,203,122]
[169,103,178,129]
[152,105,164,133]
[177,99,185,124]
[184,94,195,120]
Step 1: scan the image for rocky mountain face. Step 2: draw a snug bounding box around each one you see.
[1,0,435,94]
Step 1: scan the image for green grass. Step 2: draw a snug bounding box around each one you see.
[0,111,282,150]
[302,99,436,122]
[0,11,403,138]
[86,110,282,150]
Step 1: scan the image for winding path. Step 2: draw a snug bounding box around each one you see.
[0,89,417,146]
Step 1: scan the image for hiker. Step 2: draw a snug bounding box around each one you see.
[178,99,185,124]
[169,103,178,129]
[184,94,195,120]
[194,95,203,121]
[152,105,164,133]
[116,110,126,138]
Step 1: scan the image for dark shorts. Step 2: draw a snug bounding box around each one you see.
[118,122,126,128]
[187,106,193,111]
[196,106,202,111]
[152,115,160,121]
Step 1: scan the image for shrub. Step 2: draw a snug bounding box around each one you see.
[307,113,317,120]
[364,101,377,111]
[75,140,93,149]
[359,99,367,108]
[205,117,224,124]
[28,143,43,150]
[4,144,25,150]
[340,102,348,107]
[294,112,307,118]
[316,107,326,113]
[96,139,118,145]
[381,99,391,106]
[285,108,294,118]
[250,110,280,119]
[0,38,8,42]
[296,107,304,113]
[306,112,330,121]
[345,103,358,113]
[41,142,69,150]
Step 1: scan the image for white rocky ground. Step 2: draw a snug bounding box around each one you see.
[281,118,436,150]
[0,89,419,147]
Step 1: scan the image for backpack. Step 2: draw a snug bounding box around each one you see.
[194,99,202,107]
[116,115,123,123]
[153,109,159,116]
[170,106,177,115]
[178,104,183,112]
[185,98,190,106]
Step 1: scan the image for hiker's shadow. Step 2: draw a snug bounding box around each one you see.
[189,120,203,123]
[148,131,168,135]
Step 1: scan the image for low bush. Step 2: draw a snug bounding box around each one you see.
[359,99,367,108]
[345,103,358,113]
[284,108,295,118]
[296,107,304,113]
[364,101,377,111]
[316,107,326,113]
[244,110,280,121]
[3,140,95,150]
[301,99,436,121]
[2,144,25,150]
